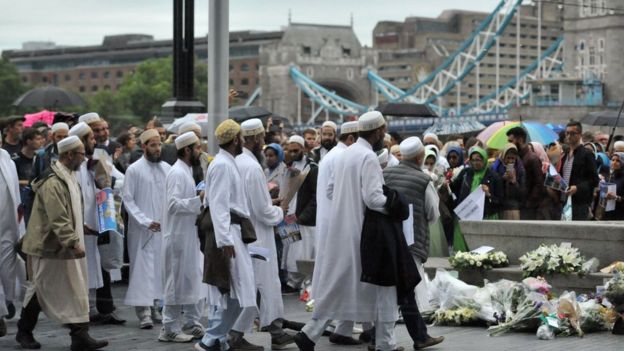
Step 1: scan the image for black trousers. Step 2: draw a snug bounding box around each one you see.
[18,293,88,335]
[400,290,429,344]
[95,268,115,314]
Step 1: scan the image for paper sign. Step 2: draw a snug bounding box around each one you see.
[546,316,559,328]
[248,246,270,261]
[402,204,415,246]
[96,187,117,234]
[471,246,494,254]
[560,242,572,249]
[599,182,616,212]
[453,187,485,220]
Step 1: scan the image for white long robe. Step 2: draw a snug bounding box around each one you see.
[311,142,346,298]
[205,149,256,309]
[75,160,103,289]
[122,157,171,306]
[162,160,204,305]
[0,149,25,314]
[312,138,398,323]
[235,148,284,327]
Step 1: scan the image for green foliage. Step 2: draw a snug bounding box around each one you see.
[0,57,27,115]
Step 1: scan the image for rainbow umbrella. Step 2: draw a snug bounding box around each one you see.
[476,121,519,144]
[485,121,559,149]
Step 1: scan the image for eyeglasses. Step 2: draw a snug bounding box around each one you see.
[565,131,579,136]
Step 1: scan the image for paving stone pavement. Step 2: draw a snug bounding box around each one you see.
[0,283,621,350]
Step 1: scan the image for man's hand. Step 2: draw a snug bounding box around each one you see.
[481,184,491,197]
[222,246,235,258]
[148,221,161,232]
[272,198,282,206]
[606,191,617,200]
[199,190,205,202]
[73,243,85,256]
[565,185,578,197]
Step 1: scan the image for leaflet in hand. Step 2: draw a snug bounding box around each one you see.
[544,165,568,192]
[276,214,302,244]
[599,182,617,212]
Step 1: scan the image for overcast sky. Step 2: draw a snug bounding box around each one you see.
[0,0,503,52]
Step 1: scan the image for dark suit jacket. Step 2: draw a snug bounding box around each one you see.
[295,157,318,226]
[559,146,599,207]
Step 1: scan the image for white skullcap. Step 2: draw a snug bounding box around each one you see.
[400,136,424,158]
[384,133,391,143]
[321,121,337,131]
[614,141,624,151]
[69,122,92,138]
[78,112,101,125]
[358,111,386,131]
[139,129,160,144]
[423,133,439,142]
[377,149,389,165]
[178,121,201,135]
[288,135,305,147]
[57,135,83,154]
[51,122,69,134]
[241,118,264,136]
[175,131,200,150]
[340,121,359,135]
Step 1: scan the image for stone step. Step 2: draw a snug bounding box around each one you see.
[424,257,613,294]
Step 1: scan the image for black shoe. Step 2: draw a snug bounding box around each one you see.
[99,312,126,325]
[271,333,295,349]
[70,330,108,351]
[0,318,5,338]
[359,328,374,343]
[367,346,404,351]
[6,301,16,319]
[293,332,315,351]
[195,340,221,351]
[16,330,41,349]
[414,336,444,349]
[329,333,362,345]
[229,337,264,350]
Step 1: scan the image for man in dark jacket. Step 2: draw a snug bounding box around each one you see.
[282,135,318,292]
[559,121,599,220]
[382,136,444,350]
[506,126,545,219]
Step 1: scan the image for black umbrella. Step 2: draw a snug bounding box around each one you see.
[13,86,85,108]
[581,110,624,127]
[377,103,438,118]
[228,106,272,122]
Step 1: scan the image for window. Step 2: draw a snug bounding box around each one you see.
[91,71,98,79]
[41,76,48,83]
[116,71,123,78]
[229,64,233,71]
[103,85,111,90]
[229,79,234,85]
[241,78,249,85]
[342,47,351,57]
[91,85,98,92]
[578,40,585,51]
[241,63,249,72]
[22,76,28,83]
[589,46,596,65]
[302,46,311,55]
[103,71,110,79]
[598,38,605,51]
[65,74,71,81]
[79,72,85,80]
[79,86,85,92]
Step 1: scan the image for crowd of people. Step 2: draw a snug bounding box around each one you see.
[0,110,623,351]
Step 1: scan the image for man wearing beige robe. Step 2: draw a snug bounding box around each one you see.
[16,135,109,351]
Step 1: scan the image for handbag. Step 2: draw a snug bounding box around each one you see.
[230,212,257,244]
[98,230,124,270]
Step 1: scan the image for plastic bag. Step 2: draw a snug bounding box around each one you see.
[431,269,479,311]
[557,291,583,336]
[98,230,124,271]
[414,260,433,312]
[561,197,573,221]
[536,324,555,340]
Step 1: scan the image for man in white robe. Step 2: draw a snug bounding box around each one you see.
[281,135,318,292]
[122,129,171,329]
[311,121,368,345]
[196,120,256,351]
[159,132,206,343]
[229,119,293,350]
[0,133,24,336]
[295,111,399,351]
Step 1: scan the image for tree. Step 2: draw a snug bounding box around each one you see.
[0,57,27,115]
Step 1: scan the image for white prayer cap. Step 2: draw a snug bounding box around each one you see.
[139,129,160,144]
[614,140,624,152]
[78,112,101,125]
[69,122,92,138]
[339,121,359,135]
[377,149,389,165]
[400,136,424,158]
[178,121,201,135]
[51,122,69,134]
[423,132,439,142]
[321,121,337,131]
[358,111,385,131]
[57,135,83,154]
[288,135,305,147]
[175,131,200,150]
[384,133,391,143]
[241,118,264,136]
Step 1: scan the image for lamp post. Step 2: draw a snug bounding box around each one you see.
[206,0,229,154]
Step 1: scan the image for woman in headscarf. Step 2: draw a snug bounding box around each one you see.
[491,143,525,220]
[423,148,449,257]
[450,146,502,252]
[603,152,624,220]
[264,143,286,200]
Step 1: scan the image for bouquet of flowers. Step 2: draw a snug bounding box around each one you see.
[519,244,586,277]
[449,251,509,271]
[489,280,526,324]
[579,300,610,333]
[433,307,480,326]
[604,273,624,334]
[523,276,552,295]
[488,292,550,336]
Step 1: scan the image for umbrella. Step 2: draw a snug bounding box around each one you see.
[476,121,519,143]
[423,119,485,136]
[484,121,559,149]
[13,86,85,108]
[377,103,438,117]
[167,113,209,136]
[229,106,272,122]
[581,110,624,127]
[23,110,56,127]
